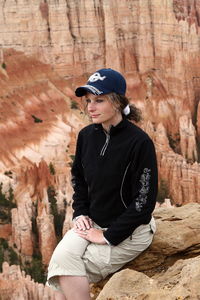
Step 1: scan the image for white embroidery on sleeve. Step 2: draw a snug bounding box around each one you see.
[135,168,151,212]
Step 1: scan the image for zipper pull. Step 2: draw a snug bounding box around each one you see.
[100,132,110,156]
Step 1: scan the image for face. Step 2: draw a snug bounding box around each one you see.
[85,93,122,131]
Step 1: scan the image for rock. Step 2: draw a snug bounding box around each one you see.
[11,202,33,257]
[155,256,200,298]
[155,123,171,150]
[97,256,200,300]
[0,50,88,266]
[197,100,200,141]
[0,0,199,95]
[0,224,12,239]
[37,212,57,266]
[94,203,200,299]
[179,115,198,162]
[0,1,200,297]
[160,153,200,205]
[153,121,200,205]
[127,203,200,272]
[155,198,173,208]
[96,269,158,300]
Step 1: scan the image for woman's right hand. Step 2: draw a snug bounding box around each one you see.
[73,215,93,231]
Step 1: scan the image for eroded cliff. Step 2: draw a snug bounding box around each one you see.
[0,0,199,299]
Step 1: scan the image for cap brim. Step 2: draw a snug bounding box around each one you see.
[75,84,110,97]
[75,86,90,97]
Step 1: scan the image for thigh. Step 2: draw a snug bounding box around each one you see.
[110,217,156,266]
[51,228,90,260]
[110,222,154,266]
[83,220,155,282]
[47,229,90,289]
[83,242,112,282]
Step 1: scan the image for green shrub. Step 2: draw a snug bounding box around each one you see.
[31,115,43,123]
[1,62,6,69]
[0,246,4,272]
[4,171,13,178]
[0,239,19,272]
[70,155,75,162]
[49,162,56,175]
[47,186,65,240]
[71,100,78,109]
[0,183,16,223]
[9,248,19,265]
[0,238,8,249]
[168,132,180,152]
[0,183,7,205]
[23,255,45,283]
[68,154,75,167]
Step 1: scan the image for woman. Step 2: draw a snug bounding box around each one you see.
[47,68,158,300]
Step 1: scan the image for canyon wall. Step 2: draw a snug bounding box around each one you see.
[0,0,199,160]
[0,0,200,298]
[0,50,87,298]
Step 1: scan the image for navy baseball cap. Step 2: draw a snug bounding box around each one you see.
[75,68,126,97]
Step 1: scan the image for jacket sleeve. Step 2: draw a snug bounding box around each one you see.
[71,131,90,219]
[103,138,158,246]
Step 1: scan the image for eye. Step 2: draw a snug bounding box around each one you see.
[85,99,91,103]
[96,99,104,103]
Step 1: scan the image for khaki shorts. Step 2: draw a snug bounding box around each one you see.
[47,217,156,291]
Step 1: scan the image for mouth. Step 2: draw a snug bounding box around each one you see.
[90,115,100,118]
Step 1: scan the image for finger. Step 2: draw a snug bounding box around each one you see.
[76,218,91,231]
[76,219,86,230]
[84,218,92,229]
[78,217,92,230]
[88,218,93,228]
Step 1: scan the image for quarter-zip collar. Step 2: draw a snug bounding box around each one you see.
[94,118,129,135]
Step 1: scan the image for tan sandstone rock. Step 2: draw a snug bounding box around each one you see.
[127,203,200,272]
[97,255,200,300]
[96,269,159,300]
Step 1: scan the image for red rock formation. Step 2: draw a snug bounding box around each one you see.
[12,159,57,264]
[197,100,200,141]
[0,1,199,297]
[152,121,200,205]
[179,115,198,162]
[0,224,12,239]
[0,262,54,300]
[0,1,199,105]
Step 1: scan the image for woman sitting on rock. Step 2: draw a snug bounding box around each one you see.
[47,68,158,300]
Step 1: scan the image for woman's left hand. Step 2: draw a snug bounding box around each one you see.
[74,227,106,244]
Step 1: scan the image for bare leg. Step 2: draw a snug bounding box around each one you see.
[54,290,66,300]
[59,275,91,300]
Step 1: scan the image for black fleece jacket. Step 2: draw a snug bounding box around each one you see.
[71,119,158,245]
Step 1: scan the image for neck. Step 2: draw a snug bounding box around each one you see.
[102,114,123,132]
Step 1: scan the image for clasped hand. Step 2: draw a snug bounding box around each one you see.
[73,216,106,244]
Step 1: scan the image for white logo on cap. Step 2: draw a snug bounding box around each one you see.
[88,72,106,82]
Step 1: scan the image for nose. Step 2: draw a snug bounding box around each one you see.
[88,102,96,112]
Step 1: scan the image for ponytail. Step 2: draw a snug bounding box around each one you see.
[107,93,142,123]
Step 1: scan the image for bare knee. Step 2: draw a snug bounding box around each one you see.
[54,290,66,300]
[59,275,91,300]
